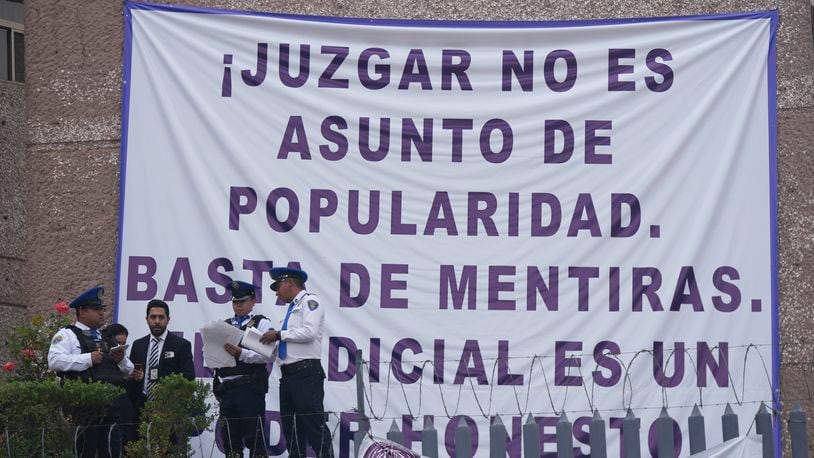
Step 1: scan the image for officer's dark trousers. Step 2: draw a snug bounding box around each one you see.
[218,384,268,456]
[76,394,127,458]
[279,360,334,458]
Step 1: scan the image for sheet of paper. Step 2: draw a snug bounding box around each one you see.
[241,327,277,359]
[109,344,129,353]
[200,320,243,368]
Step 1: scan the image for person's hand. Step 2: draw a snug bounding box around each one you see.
[224,343,242,357]
[260,330,279,344]
[131,368,144,381]
[109,347,125,362]
[90,351,104,365]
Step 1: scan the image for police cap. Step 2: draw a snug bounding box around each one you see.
[270,267,308,291]
[227,280,257,302]
[69,286,106,309]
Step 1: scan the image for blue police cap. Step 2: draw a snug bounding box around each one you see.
[270,267,308,291]
[69,286,106,309]
[227,280,257,301]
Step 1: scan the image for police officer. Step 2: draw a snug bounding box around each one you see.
[213,280,275,457]
[47,285,134,458]
[260,267,334,458]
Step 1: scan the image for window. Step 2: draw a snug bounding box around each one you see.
[0,0,23,82]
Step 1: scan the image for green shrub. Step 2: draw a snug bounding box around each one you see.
[0,302,122,455]
[0,379,121,456]
[126,374,214,457]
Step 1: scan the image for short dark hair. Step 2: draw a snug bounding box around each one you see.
[146,299,170,317]
[102,323,129,340]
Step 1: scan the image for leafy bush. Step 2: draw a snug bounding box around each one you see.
[0,303,214,456]
[0,379,121,456]
[127,374,214,457]
[0,301,122,455]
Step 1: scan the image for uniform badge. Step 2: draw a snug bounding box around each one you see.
[52,335,63,344]
[231,281,239,290]
[308,300,319,311]
[164,351,175,359]
[246,318,256,328]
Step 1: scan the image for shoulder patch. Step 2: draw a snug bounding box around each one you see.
[52,335,63,344]
[307,300,319,311]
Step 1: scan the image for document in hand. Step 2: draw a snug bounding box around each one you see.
[109,344,129,353]
[200,320,243,368]
[241,327,276,359]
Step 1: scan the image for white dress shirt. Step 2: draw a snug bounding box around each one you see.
[48,321,134,375]
[233,312,275,364]
[142,329,168,395]
[278,290,325,365]
[218,312,276,382]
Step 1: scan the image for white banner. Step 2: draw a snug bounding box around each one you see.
[119,2,778,456]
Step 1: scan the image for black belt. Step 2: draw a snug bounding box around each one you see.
[280,359,321,376]
[220,375,254,390]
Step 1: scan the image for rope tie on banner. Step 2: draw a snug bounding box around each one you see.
[145,421,153,458]
[256,415,266,455]
[5,426,11,457]
[329,411,342,444]
[742,344,776,404]
[190,417,206,458]
[221,417,232,455]
[291,413,299,455]
[206,419,219,458]
[73,425,81,458]
[532,354,561,416]
[107,423,117,458]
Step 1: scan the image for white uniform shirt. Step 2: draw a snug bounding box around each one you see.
[48,321,134,375]
[218,312,276,382]
[234,313,276,364]
[279,290,325,365]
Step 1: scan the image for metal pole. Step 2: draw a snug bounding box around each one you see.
[656,407,675,458]
[353,349,368,458]
[490,415,508,458]
[588,410,607,458]
[788,402,808,458]
[555,412,574,458]
[422,416,439,458]
[721,403,739,442]
[754,402,774,458]
[622,409,641,458]
[454,417,473,458]
[387,420,403,446]
[5,426,11,457]
[688,404,706,455]
[522,414,540,458]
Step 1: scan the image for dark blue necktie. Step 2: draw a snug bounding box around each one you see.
[278,302,295,359]
[233,315,248,329]
[90,329,101,342]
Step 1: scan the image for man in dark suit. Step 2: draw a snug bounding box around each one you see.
[127,299,195,439]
